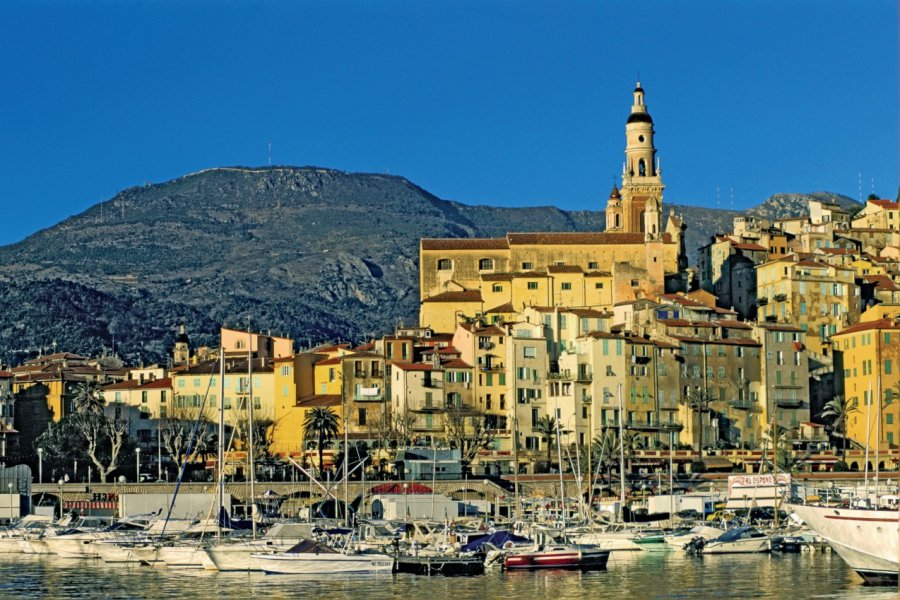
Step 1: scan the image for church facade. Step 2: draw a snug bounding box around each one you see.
[419,84,687,332]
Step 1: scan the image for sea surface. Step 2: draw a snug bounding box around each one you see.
[0,549,896,599]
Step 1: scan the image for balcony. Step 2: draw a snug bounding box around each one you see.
[625,419,683,432]
[353,388,384,402]
[410,405,444,413]
[353,370,367,378]
[757,297,768,306]
[548,370,573,381]
[479,341,495,350]
[773,293,787,302]
[422,379,442,389]
[580,395,593,404]
[775,398,803,409]
[575,370,593,383]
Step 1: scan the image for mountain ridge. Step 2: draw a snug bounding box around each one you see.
[0,166,860,365]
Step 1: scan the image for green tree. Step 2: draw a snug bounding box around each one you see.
[820,394,858,460]
[533,415,569,473]
[304,407,340,478]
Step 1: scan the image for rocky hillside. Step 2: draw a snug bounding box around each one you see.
[0,166,848,365]
[747,192,860,221]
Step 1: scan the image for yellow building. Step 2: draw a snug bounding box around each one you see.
[834,316,900,449]
[419,84,686,334]
[756,256,860,356]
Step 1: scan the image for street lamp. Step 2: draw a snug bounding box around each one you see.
[403,482,409,519]
[135,447,141,482]
[57,478,64,519]
[37,448,43,484]
[7,482,12,523]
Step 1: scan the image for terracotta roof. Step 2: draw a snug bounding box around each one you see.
[103,380,142,391]
[756,323,804,332]
[315,357,341,366]
[819,247,856,255]
[713,338,762,347]
[512,271,548,278]
[566,308,609,318]
[869,199,899,209]
[480,273,514,281]
[718,320,753,330]
[140,378,172,389]
[442,359,473,369]
[485,302,515,313]
[422,290,483,303]
[732,242,768,252]
[547,265,584,274]
[421,238,509,251]
[296,394,341,408]
[353,342,376,352]
[659,294,708,308]
[506,232,673,245]
[437,347,460,355]
[311,343,351,353]
[391,362,436,372]
[584,271,612,277]
[832,318,900,337]
[659,319,717,328]
[459,323,505,336]
[863,275,899,291]
[273,355,295,363]
[0,371,12,378]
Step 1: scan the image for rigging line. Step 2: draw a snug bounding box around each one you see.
[159,360,218,537]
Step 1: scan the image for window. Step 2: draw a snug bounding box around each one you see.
[280,366,291,376]
[561,282,572,291]
[886,360,893,375]
[492,283,503,293]
[141,391,148,404]
[479,258,494,270]
[523,346,536,358]
[595,282,604,289]
[437,258,452,270]
[527,281,538,290]
[588,261,599,270]
[160,391,166,404]
[358,408,367,426]
[521,261,533,270]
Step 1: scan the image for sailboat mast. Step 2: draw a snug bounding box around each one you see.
[343,366,349,527]
[617,383,626,522]
[247,325,257,538]
[864,380,872,503]
[218,345,225,538]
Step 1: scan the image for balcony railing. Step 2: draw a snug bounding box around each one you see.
[410,405,444,413]
[773,293,787,302]
[548,370,573,381]
[625,419,683,432]
[353,393,384,402]
[422,379,442,388]
[580,395,593,404]
[575,371,593,383]
[776,398,803,408]
[757,297,768,306]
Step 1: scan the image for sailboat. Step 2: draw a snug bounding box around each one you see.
[251,539,393,575]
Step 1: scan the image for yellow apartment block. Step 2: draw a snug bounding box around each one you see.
[834,317,900,450]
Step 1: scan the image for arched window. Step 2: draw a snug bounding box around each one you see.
[638,159,646,177]
[614,214,620,228]
[478,258,494,271]
[437,258,452,271]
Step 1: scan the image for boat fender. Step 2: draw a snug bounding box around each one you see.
[503,541,515,550]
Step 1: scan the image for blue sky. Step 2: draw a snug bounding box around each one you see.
[0,0,896,245]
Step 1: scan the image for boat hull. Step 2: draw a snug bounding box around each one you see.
[504,548,610,571]
[206,541,297,572]
[252,552,394,575]
[790,504,898,585]
[394,554,485,576]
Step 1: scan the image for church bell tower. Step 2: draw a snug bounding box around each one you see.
[606,82,665,239]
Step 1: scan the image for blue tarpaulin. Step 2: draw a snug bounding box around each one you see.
[461,530,530,552]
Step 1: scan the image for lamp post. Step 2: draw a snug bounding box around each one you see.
[37,448,43,484]
[135,447,141,482]
[57,479,64,519]
[403,482,409,519]
[7,482,12,523]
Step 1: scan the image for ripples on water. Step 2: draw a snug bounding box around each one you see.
[0,551,896,600]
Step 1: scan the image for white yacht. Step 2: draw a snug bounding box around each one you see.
[790,503,898,584]
[252,540,393,575]
[206,523,313,571]
[663,525,725,549]
[700,526,778,554]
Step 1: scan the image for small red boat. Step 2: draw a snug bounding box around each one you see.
[503,544,610,571]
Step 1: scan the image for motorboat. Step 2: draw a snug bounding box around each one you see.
[0,515,55,554]
[503,544,610,571]
[663,525,725,549]
[699,526,779,554]
[251,540,393,575]
[790,503,898,584]
[565,525,644,552]
[206,523,314,571]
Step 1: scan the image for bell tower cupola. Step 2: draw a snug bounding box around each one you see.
[618,82,665,236]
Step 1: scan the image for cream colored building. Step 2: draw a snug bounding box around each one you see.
[419,84,687,334]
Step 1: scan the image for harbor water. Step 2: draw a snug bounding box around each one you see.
[0,550,896,599]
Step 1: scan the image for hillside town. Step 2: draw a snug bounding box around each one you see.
[1,84,898,486]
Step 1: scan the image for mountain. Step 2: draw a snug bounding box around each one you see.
[0,166,851,365]
[747,192,860,221]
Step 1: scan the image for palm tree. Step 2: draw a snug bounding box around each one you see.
[820,395,858,461]
[303,407,340,478]
[533,415,569,473]
[680,388,715,459]
[72,381,104,414]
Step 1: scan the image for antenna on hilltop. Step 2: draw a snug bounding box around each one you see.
[716,185,720,210]
[858,172,862,202]
[730,187,734,212]
[268,142,272,167]
[871,177,875,197]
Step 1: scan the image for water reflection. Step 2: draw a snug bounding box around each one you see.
[0,551,896,599]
